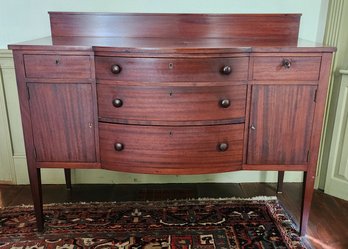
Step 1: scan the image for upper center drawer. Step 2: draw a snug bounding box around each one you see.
[95,57,249,82]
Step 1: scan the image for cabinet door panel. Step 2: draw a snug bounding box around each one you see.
[28,83,96,162]
[248,85,316,164]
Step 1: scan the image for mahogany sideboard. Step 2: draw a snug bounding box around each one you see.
[9,12,335,236]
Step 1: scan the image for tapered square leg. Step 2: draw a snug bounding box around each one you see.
[300,172,315,236]
[28,167,44,232]
[64,169,72,190]
[277,171,285,193]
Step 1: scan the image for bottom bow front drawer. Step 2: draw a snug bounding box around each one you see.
[99,123,244,174]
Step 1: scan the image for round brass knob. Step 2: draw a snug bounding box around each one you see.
[220,99,231,108]
[218,142,229,152]
[111,64,122,74]
[282,59,291,69]
[221,65,232,75]
[112,99,123,108]
[114,143,124,151]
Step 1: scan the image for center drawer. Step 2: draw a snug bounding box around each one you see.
[95,57,249,82]
[97,84,246,124]
[99,123,244,174]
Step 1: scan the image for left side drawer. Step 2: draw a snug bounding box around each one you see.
[24,54,92,79]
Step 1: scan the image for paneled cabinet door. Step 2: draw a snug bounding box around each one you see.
[28,83,96,162]
[247,85,317,164]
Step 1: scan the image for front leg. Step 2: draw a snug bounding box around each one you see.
[277,171,285,193]
[64,169,72,190]
[28,167,44,232]
[300,171,315,236]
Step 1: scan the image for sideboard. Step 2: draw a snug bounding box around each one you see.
[9,12,335,236]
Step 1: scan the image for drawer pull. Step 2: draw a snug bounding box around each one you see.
[111,64,122,74]
[112,98,123,108]
[218,142,229,152]
[114,142,124,151]
[220,99,231,108]
[221,65,232,75]
[282,59,292,69]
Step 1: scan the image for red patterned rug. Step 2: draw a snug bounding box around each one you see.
[0,198,306,249]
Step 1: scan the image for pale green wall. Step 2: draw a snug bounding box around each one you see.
[0,1,330,184]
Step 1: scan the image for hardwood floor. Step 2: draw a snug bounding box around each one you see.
[0,182,347,249]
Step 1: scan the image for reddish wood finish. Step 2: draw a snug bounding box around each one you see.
[28,83,96,162]
[24,54,92,79]
[11,50,44,231]
[99,123,244,174]
[36,162,101,169]
[8,13,334,235]
[64,169,72,190]
[97,84,246,124]
[247,85,316,165]
[252,56,321,81]
[8,37,336,54]
[299,53,333,236]
[242,164,307,171]
[49,13,301,42]
[95,57,249,82]
[277,171,285,193]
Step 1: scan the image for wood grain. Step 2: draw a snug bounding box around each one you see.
[97,84,246,124]
[12,51,44,231]
[50,13,301,42]
[8,12,335,235]
[8,37,336,54]
[95,57,249,82]
[99,123,244,174]
[300,52,333,236]
[24,54,92,79]
[247,85,317,165]
[28,83,96,162]
[252,56,321,81]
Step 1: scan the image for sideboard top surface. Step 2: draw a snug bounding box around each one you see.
[8,36,335,53]
[8,12,335,53]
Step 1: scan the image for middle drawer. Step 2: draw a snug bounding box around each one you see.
[97,84,246,124]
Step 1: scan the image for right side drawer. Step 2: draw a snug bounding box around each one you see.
[252,56,321,81]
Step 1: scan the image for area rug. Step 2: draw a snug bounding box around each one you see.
[0,198,306,249]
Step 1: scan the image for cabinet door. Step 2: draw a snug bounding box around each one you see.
[28,83,96,162]
[247,85,316,164]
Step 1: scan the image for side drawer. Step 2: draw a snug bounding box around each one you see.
[97,84,246,124]
[95,57,249,82]
[24,54,92,79]
[99,123,244,174]
[252,56,321,81]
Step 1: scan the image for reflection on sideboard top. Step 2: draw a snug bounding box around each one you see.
[8,12,335,53]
